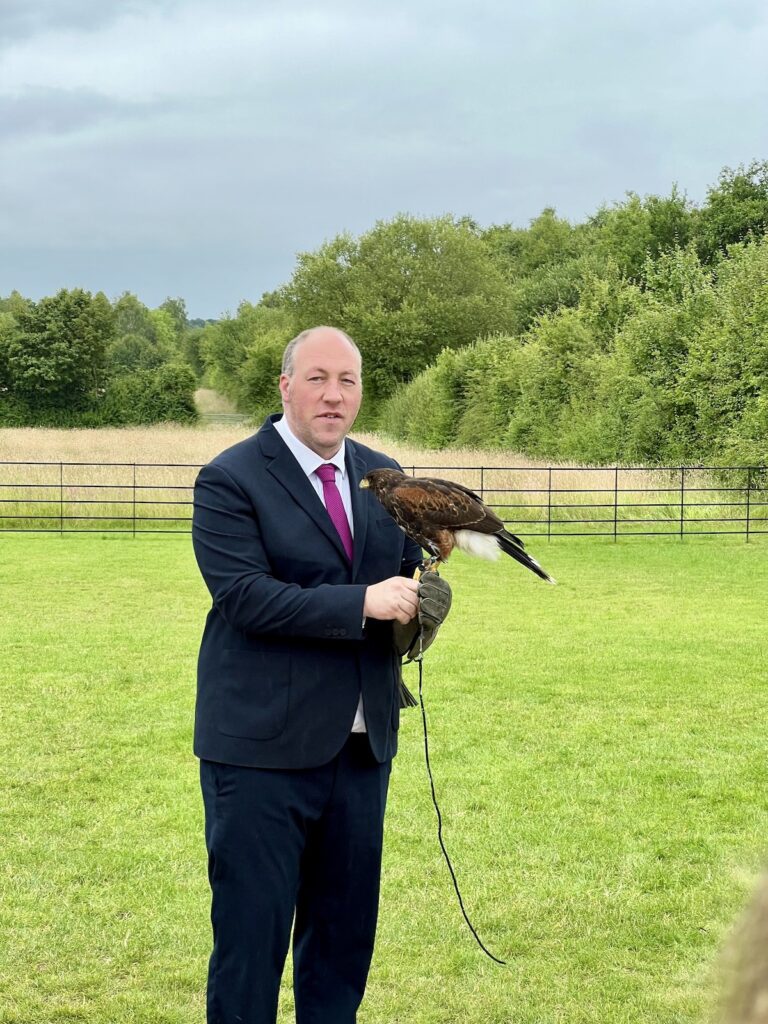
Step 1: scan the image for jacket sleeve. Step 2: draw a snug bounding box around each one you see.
[192,462,367,640]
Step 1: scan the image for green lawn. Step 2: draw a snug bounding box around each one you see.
[2,535,767,1023]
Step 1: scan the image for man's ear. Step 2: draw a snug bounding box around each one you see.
[279,373,291,404]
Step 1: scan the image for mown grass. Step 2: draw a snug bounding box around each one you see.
[2,536,768,1023]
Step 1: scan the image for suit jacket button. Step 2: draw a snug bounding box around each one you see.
[339,629,347,637]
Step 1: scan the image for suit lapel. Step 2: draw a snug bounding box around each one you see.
[346,441,369,580]
[259,418,350,564]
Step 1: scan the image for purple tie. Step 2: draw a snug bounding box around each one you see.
[315,463,354,561]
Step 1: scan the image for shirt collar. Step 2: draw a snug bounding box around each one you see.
[274,414,347,479]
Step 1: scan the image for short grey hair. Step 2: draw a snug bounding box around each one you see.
[281,326,361,376]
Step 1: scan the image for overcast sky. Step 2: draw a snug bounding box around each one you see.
[1,0,766,319]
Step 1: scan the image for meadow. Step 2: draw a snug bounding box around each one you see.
[1,424,765,538]
[2,533,767,1023]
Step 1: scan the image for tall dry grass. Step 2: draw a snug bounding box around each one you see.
[0,423,560,467]
[0,424,762,536]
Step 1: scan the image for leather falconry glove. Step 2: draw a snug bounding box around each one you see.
[393,571,452,707]
[394,568,452,654]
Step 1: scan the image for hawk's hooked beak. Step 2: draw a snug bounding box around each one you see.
[359,478,370,489]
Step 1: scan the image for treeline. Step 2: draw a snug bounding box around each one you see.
[0,291,206,426]
[2,160,767,463]
[382,240,768,465]
[201,160,768,464]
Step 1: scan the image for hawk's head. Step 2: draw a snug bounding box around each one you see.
[359,468,407,501]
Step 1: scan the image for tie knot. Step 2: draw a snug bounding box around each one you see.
[316,464,337,483]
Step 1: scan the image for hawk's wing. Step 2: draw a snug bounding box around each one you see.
[389,476,505,535]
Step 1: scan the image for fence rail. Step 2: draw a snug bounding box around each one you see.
[1,461,766,539]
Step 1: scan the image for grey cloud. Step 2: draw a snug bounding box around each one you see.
[0,87,182,142]
[0,0,181,45]
[0,0,766,316]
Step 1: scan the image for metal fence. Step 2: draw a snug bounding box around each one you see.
[1,461,766,539]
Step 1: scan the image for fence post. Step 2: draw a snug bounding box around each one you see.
[547,467,552,541]
[746,466,752,543]
[132,464,137,537]
[679,467,686,539]
[613,467,619,542]
[479,466,484,503]
[59,462,64,535]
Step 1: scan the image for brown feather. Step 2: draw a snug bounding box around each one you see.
[361,467,554,583]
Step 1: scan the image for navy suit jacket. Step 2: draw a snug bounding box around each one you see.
[192,415,422,769]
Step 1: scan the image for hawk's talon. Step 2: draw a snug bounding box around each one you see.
[417,555,441,575]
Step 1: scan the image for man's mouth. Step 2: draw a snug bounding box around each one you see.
[317,413,342,421]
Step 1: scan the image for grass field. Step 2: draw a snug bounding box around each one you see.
[2,535,768,1023]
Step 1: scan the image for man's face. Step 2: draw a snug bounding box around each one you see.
[279,330,363,459]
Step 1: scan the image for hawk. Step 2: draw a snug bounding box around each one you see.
[361,468,555,583]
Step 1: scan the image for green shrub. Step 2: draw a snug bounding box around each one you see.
[103,364,198,425]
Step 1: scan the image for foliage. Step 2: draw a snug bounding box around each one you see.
[158,296,189,339]
[107,331,172,375]
[0,288,203,426]
[285,214,514,401]
[694,160,768,260]
[682,239,768,464]
[3,160,768,446]
[482,207,584,278]
[378,338,519,449]
[590,187,693,279]
[113,291,157,341]
[0,288,114,412]
[504,252,605,334]
[107,292,192,376]
[103,363,198,425]
[180,326,207,378]
[199,303,294,418]
[379,234,768,466]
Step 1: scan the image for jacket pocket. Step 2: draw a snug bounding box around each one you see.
[216,649,290,740]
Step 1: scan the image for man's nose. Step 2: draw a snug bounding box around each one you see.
[322,381,343,402]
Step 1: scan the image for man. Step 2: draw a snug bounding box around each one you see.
[192,326,449,1023]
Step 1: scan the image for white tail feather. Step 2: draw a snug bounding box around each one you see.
[454,530,500,561]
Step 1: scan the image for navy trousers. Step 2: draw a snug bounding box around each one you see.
[200,734,391,1024]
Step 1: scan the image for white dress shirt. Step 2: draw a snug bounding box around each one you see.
[274,415,367,733]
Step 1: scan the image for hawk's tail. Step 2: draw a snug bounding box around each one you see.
[497,530,556,584]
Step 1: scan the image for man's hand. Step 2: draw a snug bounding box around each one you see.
[364,577,419,625]
[393,572,452,660]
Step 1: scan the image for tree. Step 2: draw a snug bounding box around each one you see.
[285,214,514,402]
[0,288,114,412]
[680,237,768,462]
[107,332,168,374]
[106,294,176,375]
[0,290,31,318]
[113,292,156,340]
[695,160,768,260]
[158,296,188,339]
[104,363,198,424]
[180,326,207,377]
[200,303,294,413]
[591,188,692,280]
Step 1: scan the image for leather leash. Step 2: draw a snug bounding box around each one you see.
[414,635,507,966]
